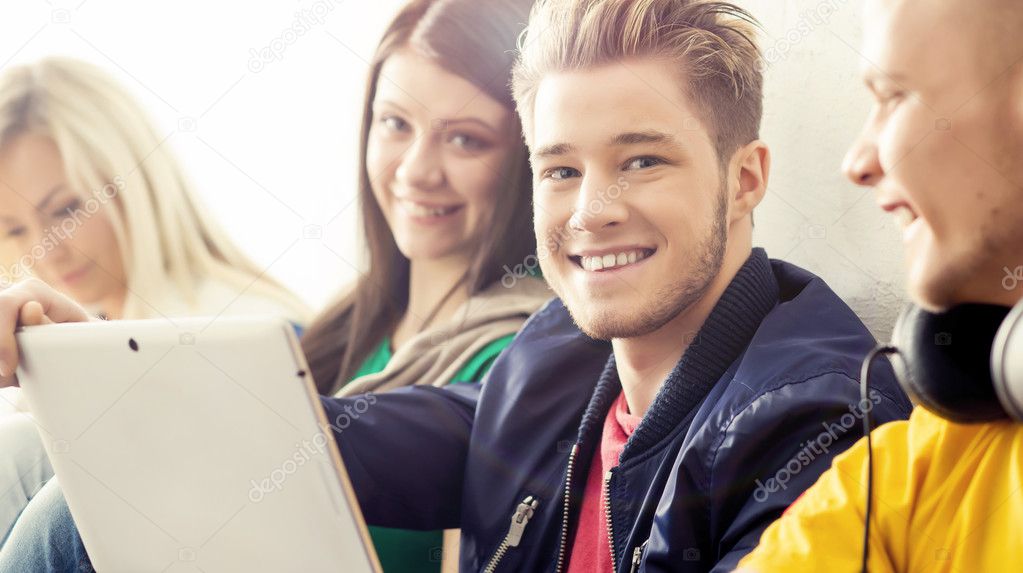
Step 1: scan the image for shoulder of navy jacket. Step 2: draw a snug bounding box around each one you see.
[712,268,911,416]
[735,367,898,416]
[728,344,907,415]
[769,257,819,302]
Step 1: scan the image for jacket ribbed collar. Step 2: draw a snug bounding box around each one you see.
[574,248,780,462]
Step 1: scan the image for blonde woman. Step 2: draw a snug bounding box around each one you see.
[0,57,310,540]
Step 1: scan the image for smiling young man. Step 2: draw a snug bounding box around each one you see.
[0,1,911,572]
[737,0,1023,571]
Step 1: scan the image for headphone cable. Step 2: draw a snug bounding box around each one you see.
[858,345,898,573]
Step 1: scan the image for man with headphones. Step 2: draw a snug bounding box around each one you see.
[737,0,1023,570]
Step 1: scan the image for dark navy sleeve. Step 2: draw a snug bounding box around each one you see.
[320,382,480,531]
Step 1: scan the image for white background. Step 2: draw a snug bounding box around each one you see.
[0,0,906,340]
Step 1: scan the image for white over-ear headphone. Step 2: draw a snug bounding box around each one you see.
[991,299,1023,420]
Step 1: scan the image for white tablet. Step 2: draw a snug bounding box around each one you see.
[16,316,380,573]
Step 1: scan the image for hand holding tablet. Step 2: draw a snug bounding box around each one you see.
[0,278,93,383]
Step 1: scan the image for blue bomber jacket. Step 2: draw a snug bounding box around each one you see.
[321,249,912,572]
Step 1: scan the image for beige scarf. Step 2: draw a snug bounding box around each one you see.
[334,277,551,397]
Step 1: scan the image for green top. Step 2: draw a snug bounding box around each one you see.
[350,333,516,573]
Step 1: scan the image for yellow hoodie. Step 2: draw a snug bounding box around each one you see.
[738,406,1023,572]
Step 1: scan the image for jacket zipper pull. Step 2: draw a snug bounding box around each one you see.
[629,540,649,573]
[506,496,539,547]
[483,496,540,573]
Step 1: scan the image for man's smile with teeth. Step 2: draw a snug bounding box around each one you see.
[571,248,656,272]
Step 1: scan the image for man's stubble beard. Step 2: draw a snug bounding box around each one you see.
[560,187,729,341]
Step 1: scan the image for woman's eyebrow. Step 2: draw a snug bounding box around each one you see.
[376,96,504,136]
[438,117,500,135]
[863,68,909,90]
[0,185,66,222]
[372,99,412,115]
[35,185,66,212]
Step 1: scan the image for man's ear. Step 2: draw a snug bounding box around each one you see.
[727,140,770,225]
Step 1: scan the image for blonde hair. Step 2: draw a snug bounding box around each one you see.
[0,57,309,321]
[512,0,763,161]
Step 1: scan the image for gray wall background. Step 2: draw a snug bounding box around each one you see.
[744,0,907,341]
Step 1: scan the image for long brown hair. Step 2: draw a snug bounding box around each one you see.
[301,0,537,393]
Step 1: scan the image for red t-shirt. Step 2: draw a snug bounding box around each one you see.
[566,392,643,573]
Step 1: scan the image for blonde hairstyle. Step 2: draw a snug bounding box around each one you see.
[0,57,309,320]
[512,0,763,162]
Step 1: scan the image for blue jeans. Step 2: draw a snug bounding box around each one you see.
[0,413,55,541]
[0,478,92,573]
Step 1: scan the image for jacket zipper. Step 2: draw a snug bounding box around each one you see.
[628,540,649,573]
[603,469,617,572]
[482,495,539,573]
[554,443,580,573]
